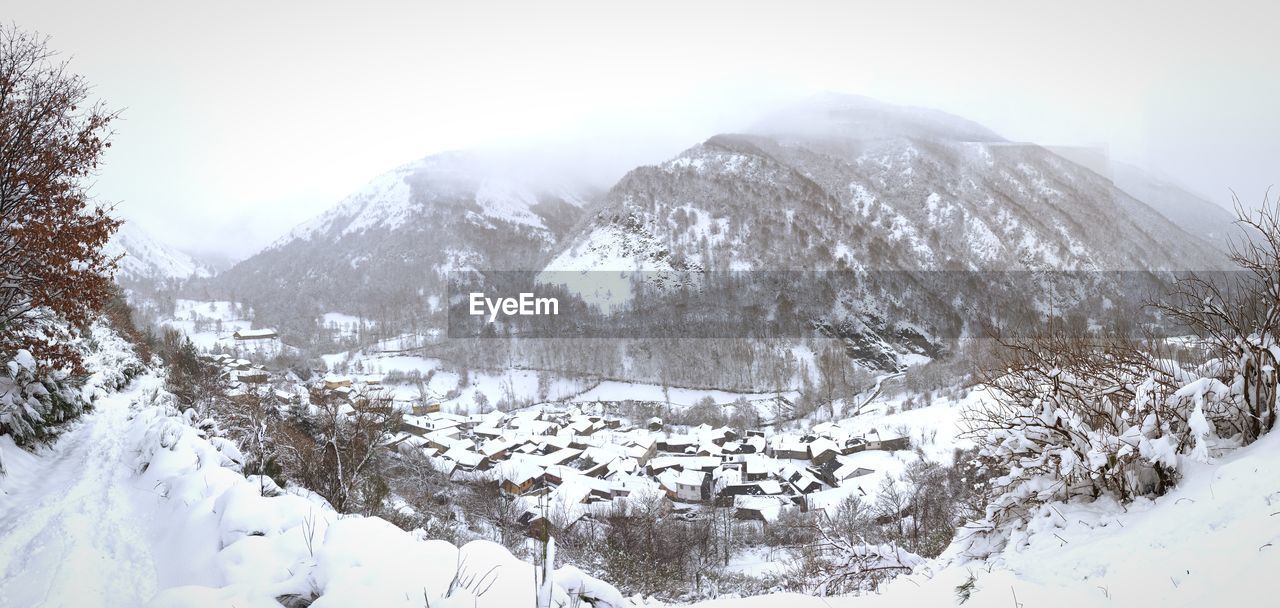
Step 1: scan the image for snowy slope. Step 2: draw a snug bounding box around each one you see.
[213,151,595,325]
[106,221,212,282]
[0,372,625,608]
[664,414,1280,608]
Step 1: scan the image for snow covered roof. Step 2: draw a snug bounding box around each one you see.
[233,328,278,340]
[733,495,788,522]
[442,447,486,468]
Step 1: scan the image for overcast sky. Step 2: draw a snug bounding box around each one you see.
[6,0,1279,260]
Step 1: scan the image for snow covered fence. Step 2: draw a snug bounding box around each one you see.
[126,383,625,607]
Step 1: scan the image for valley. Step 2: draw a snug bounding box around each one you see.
[4,5,1278,606]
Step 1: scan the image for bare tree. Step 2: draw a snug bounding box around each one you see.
[275,388,402,513]
[1158,194,1280,441]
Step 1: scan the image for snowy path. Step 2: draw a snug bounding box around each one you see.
[0,378,160,608]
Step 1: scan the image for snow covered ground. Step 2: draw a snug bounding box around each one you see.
[0,373,624,608]
[157,300,286,357]
[0,378,162,607]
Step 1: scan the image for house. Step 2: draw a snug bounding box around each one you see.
[808,438,841,465]
[499,461,544,495]
[806,485,868,517]
[622,438,657,465]
[480,438,517,461]
[658,434,696,454]
[607,457,639,477]
[672,469,707,502]
[607,473,658,500]
[236,370,268,384]
[741,455,770,481]
[813,455,875,486]
[733,495,787,522]
[567,418,601,436]
[716,480,784,506]
[785,467,824,494]
[442,447,491,472]
[474,426,504,441]
[772,438,810,460]
[517,509,549,538]
[539,447,583,467]
[696,443,725,457]
[412,402,441,416]
[323,375,353,390]
[510,418,559,436]
[543,464,581,486]
[875,435,911,451]
[423,430,468,452]
[399,421,430,437]
[233,328,278,341]
[707,426,739,445]
[740,436,766,454]
[579,460,611,478]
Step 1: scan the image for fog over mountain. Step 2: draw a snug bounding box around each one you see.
[104,221,214,283]
[551,95,1226,275]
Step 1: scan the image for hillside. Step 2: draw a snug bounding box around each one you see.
[550,95,1228,274]
[207,152,596,337]
[1048,147,1239,248]
[105,221,213,283]
[536,95,1234,368]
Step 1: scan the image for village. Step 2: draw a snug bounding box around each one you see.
[197,323,921,547]
[203,328,913,539]
[389,402,910,535]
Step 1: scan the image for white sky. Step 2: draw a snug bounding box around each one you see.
[5,0,1279,260]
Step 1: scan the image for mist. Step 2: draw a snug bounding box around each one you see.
[5,0,1278,261]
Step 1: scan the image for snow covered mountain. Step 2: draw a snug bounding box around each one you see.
[105,221,212,283]
[1048,147,1239,249]
[209,152,595,329]
[536,95,1233,368]
[549,94,1228,274]
[208,95,1234,363]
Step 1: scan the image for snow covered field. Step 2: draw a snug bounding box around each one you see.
[157,299,287,358]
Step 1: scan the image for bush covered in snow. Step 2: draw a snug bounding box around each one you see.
[0,320,145,449]
[959,202,1280,559]
[960,330,1260,558]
